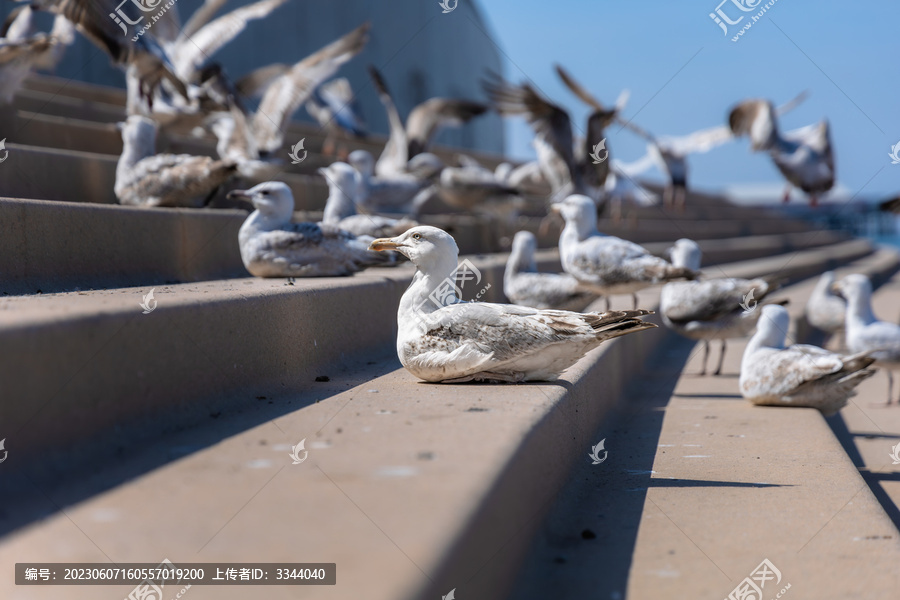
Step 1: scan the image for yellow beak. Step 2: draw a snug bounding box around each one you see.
[368,238,403,252]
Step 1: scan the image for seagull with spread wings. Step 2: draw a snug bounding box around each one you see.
[368,65,488,177]
[728,93,834,206]
[25,0,188,106]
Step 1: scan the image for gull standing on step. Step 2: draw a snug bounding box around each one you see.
[319,162,417,239]
[116,115,238,207]
[740,305,876,415]
[804,271,846,345]
[833,274,900,405]
[728,95,834,206]
[368,226,657,383]
[555,195,697,309]
[231,181,396,278]
[504,231,597,312]
[660,239,786,376]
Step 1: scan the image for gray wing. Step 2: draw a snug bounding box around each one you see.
[253,22,370,154]
[179,0,227,40]
[406,98,487,158]
[369,64,409,176]
[174,0,290,80]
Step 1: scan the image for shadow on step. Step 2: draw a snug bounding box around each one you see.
[0,351,401,539]
[504,336,791,599]
[826,414,900,530]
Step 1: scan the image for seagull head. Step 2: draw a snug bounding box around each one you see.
[509,230,538,273]
[668,238,701,271]
[551,195,597,237]
[756,304,789,349]
[728,99,776,151]
[831,273,871,304]
[347,149,375,176]
[369,226,459,274]
[227,181,294,221]
[319,162,360,197]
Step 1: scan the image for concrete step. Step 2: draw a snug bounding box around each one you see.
[0,241,886,600]
[0,143,326,209]
[0,194,842,295]
[507,247,900,600]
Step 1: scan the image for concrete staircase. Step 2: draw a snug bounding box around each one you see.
[1,76,899,600]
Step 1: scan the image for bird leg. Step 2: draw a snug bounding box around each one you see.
[699,340,709,376]
[782,185,792,204]
[675,186,687,214]
[663,185,674,210]
[809,194,819,208]
[890,371,894,406]
[604,296,611,312]
[631,293,638,310]
[714,339,727,376]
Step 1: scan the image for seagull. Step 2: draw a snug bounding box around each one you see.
[368,226,657,382]
[804,271,845,345]
[230,181,397,277]
[740,304,876,415]
[833,273,900,405]
[208,22,370,173]
[368,65,488,177]
[115,115,237,207]
[305,77,368,157]
[348,149,443,215]
[0,5,75,104]
[505,231,597,312]
[429,154,521,212]
[554,195,697,309]
[26,0,188,106]
[484,70,626,208]
[319,162,417,238]
[660,238,786,376]
[728,95,834,206]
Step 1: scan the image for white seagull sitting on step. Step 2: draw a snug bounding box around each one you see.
[504,231,597,312]
[554,195,697,309]
[660,239,786,376]
[115,115,238,207]
[804,271,845,341]
[319,162,417,239]
[740,304,876,415]
[232,181,396,278]
[833,273,900,405]
[368,225,657,383]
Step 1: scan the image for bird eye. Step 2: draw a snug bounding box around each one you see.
[261,191,269,195]
[412,233,421,240]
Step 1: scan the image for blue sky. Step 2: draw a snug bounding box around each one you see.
[474,0,900,201]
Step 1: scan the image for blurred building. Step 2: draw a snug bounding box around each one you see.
[4,0,504,154]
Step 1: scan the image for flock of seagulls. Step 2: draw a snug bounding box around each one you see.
[2,0,891,413]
